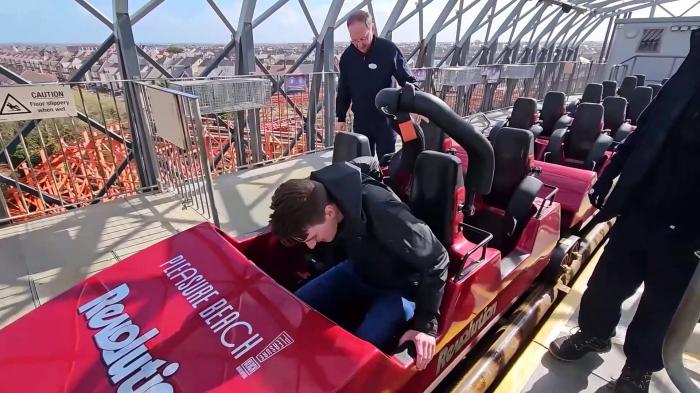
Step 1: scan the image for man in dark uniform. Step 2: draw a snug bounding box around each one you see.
[335,10,417,159]
[549,29,700,393]
[269,159,449,371]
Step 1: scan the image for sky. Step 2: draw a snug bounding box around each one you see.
[1,0,698,45]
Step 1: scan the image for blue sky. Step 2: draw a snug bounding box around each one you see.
[1,0,697,44]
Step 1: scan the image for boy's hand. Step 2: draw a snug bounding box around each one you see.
[399,329,436,371]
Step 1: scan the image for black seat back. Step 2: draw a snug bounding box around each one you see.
[484,127,534,209]
[566,103,604,161]
[581,83,603,103]
[421,120,446,152]
[634,74,646,86]
[509,97,538,129]
[332,132,371,163]
[618,76,637,102]
[648,83,662,98]
[602,80,617,99]
[410,151,463,248]
[628,86,653,125]
[603,96,627,132]
[541,91,567,137]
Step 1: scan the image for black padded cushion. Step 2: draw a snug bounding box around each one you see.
[541,91,567,136]
[628,86,653,125]
[333,132,371,163]
[618,76,637,102]
[484,127,534,209]
[421,120,446,152]
[565,103,603,161]
[509,97,538,130]
[648,83,662,98]
[410,151,463,248]
[581,83,603,103]
[603,96,627,132]
[634,74,646,86]
[602,80,617,99]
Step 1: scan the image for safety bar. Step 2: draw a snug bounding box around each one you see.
[536,184,559,219]
[455,223,494,281]
[662,252,700,393]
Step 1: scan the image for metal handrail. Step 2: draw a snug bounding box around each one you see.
[662,252,700,393]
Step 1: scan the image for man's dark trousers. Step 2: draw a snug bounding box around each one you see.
[354,121,396,160]
[578,212,699,372]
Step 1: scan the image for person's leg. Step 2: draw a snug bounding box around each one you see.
[374,126,397,161]
[295,261,365,322]
[355,291,415,349]
[355,129,376,157]
[622,228,699,372]
[578,222,647,339]
[550,219,648,361]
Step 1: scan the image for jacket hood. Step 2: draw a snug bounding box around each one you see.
[310,162,366,229]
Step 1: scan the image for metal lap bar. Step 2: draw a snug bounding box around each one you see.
[536,184,559,218]
[456,223,494,281]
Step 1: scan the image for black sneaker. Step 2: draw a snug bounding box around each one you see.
[548,330,612,361]
[614,364,652,393]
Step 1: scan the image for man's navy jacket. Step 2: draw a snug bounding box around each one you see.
[336,36,416,132]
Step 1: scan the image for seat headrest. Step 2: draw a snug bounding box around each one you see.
[332,132,371,163]
[420,120,446,152]
[602,96,627,131]
[509,97,538,130]
[541,91,567,135]
[634,74,646,86]
[619,76,637,101]
[581,83,603,103]
[628,86,653,125]
[484,127,534,209]
[648,83,662,98]
[567,103,603,161]
[410,151,463,248]
[602,80,617,99]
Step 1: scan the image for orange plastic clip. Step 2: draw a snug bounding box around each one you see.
[398,120,417,142]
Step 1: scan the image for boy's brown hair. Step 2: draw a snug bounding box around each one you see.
[269,179,329,246]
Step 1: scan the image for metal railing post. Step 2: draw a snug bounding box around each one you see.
[663,253,700,393]
[114,0,159,189]
[190,99,221,228]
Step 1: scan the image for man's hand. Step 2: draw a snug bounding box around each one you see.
[588,176,614,209]
[399,329,436,371]
[335,121,347,132]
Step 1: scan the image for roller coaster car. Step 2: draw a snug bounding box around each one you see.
[0,88,560,393]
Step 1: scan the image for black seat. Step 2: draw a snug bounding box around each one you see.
[332,132,371,163]
[410,151,463,248]
[581,83,603,103]
[627,86,653,126]
[602,96,633,143]
[420,120,446,152]
[648,83,662,98]
[499,97,543,138]
[540,91,571,137]
[618,76,637,102]
[545,103,612,171]
[386,120,426,201]
[469,127,542,254]
[602,80,617,99]
[634,74,646,86]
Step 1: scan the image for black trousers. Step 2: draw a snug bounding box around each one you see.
[578,213,700,372]
[354,123,396,160]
